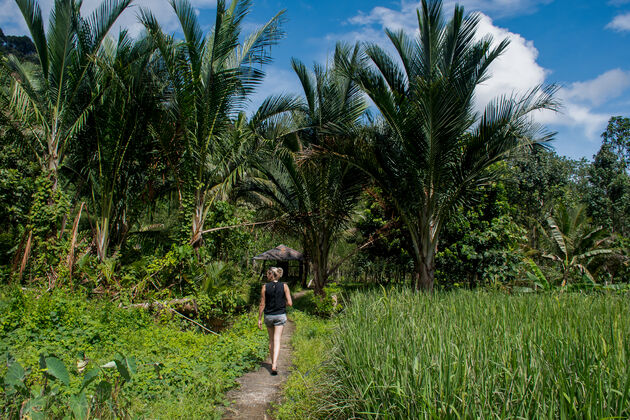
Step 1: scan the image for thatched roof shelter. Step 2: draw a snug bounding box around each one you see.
[253,245,304,261]
[253,245,306,285]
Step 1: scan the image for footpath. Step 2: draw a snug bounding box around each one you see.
[222,290,307,419]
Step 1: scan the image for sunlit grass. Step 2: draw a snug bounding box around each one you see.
[325,290,630,419]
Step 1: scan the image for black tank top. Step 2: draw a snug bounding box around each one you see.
[264,282,286,315]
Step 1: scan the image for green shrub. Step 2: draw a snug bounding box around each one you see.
[0,287,268,418]
[2,353,139,419]
[293,285,344,318]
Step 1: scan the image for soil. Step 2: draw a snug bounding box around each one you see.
[222,290,307,419]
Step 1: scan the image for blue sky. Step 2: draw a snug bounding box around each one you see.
[1,0,629,160]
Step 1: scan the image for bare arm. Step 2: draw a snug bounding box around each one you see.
[284,283,293,307]
[258,285,265,329]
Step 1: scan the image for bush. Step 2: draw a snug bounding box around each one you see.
[293,284,344,318]
[0,287,268,418]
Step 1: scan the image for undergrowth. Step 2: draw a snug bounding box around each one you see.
[0,287,268,418]
[275,299,336,420]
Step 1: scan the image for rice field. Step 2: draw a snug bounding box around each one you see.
[325,290,630,419]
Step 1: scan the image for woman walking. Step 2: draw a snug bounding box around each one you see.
[258,267,293,375]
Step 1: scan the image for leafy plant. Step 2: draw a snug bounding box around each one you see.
[326,0,558,290]
[524,258,551,290]
[1,352,136,419]
[0,287,269,418]
[537,203,618,286]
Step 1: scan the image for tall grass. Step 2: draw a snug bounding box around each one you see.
[325,290,630,419]
[275,309,335,420]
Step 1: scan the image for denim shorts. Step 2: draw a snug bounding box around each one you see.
[264,313,287,327]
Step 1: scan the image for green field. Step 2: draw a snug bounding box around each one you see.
[283,290,630,419]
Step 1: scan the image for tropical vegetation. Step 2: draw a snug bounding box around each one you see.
[278,289,630,419]
[0,0,629,417]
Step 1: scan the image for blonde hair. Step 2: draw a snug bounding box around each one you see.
[267,266,283,280]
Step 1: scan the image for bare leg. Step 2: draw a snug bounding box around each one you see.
[266,325,274,362]
[271,325,284,371]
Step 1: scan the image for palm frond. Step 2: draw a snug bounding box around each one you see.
[14,0,49,77]
[170,0,204,71]
[85,0,132,55]
[47,0,76,102]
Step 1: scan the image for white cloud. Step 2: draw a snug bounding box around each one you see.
[607,12,630,32]
[552,104,610,139]
[338,1,630,146]
[349,0,553,26]
[444,0,554,17]
[562,69,630,107]
[473,14,547,110]
[0,0,217,37]
[541,70,630,141]
[348,6,415,31]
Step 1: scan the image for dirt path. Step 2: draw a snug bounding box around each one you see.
[222,290,307,420]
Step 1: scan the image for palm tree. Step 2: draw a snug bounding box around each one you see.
[67,31,166,261]
[244,44,368,295]
[1,0,132,190]
[331,0,558,291]
[540,204,616,287]
[140,0,285,249]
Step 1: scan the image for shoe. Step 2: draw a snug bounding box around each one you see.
[271,369,278,376]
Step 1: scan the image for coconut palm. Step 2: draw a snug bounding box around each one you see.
[140,0,285,249]
[0,0,132,189]
[332,0,558,291]
[244,44,368,295]
[540,204,616,287]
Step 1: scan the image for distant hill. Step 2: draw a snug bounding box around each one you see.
[0,27,37,62]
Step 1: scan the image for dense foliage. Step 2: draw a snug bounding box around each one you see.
[0,0,628,417]
[0,287,268,418]
[0,0,627,297]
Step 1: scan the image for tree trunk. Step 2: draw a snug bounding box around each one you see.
[95,218,110,262]
[413,256,435,292]
[561,269,569,288]
[308,233,331,297]
[413,236,436,292]
[46,146,60,192]
[310,260,327,296]
[190,195,205,250]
